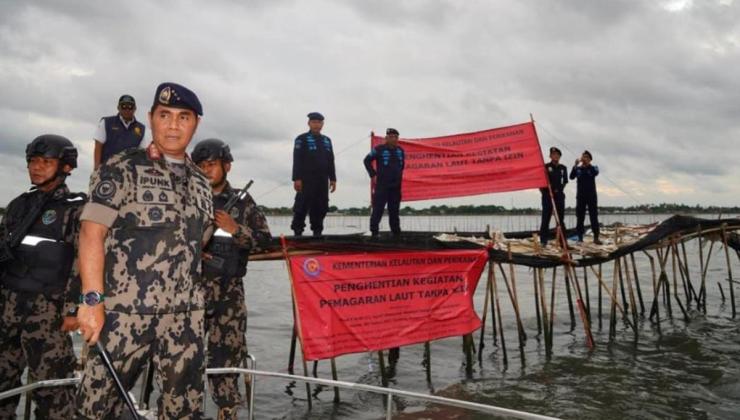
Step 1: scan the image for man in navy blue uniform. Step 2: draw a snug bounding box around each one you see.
[539,147,568,245]
[291,112,336,237]
[570,150,601,244]
[364,128,405,237]
[93,94,146,169]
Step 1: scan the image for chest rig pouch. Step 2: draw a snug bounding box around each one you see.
[2,198,78,293]
[203,193,248,279]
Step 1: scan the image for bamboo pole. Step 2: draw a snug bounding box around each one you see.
[279,236,312,409]
[497,263,527,347]
[671,241,690,307]
[478,261,494,359]
[583,266,591,323]
[642,251,661,334]
[533,269,543,335]
[609,260,619,341]
[623,257,639,340]
[489,272,497,346]
[537,268,551,358]
[669,240,690,322]
[564,266,576,330]
[378,351,388,387]
[617,258,629,315]
[463,334,474,377]
[549,267,557,353]
[598,264,603,329]
[588,265,635,333]
[567,264,595,348]
[629,253,645,315]
[680,240,698,303]
[673,242,695,306]
[720,224,737,317]
[654,248,672,318]
[423,342,431,382]
[330,359,340,403]
[491,260,507,367]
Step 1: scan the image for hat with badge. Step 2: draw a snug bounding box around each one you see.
[386,128,399,136]
[307,112,324,121]
[152,82,203,116]
[118,95,136,106]
[549,146,562,156]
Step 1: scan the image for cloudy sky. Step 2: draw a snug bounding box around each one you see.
[1,0,738,209]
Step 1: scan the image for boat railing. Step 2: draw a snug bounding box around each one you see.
[1,359,559,420]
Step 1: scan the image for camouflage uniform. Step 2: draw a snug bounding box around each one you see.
[0,185,84,419]
[75,148,213,419]
[203,183,271,414]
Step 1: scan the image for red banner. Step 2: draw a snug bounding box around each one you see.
[289,249,489,361]
[371,122,548,201]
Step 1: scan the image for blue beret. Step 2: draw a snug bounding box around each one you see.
[386,128,399,136]
[549,146,562,156]
[153,82,203,116]
[307,112,324,121]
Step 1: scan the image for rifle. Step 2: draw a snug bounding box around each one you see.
[223,180,254,212]
[0,189,53,263]
[204,180,254,271]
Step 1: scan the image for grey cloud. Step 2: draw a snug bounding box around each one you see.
[0,0,738,208]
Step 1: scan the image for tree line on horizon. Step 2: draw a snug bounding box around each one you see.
[2,203,737,217]
[253,203,740,217]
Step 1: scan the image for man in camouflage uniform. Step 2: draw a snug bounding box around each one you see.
[192,138,271,419]
[0,135,84,419]
[75,82,214,419]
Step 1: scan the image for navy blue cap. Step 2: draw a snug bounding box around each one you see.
[307,112,324,121]
[153,82,202,116]
[386,128,399,136]
[583,150,593,159]
[549,146,562,156]
[118,95,136,105]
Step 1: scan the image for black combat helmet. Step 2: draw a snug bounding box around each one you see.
[25,134,78,169]
[191,138,234,164]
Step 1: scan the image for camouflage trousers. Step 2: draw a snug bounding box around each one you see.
[75,309,205,419]
[0,287,77,419]
[204,277,247,410]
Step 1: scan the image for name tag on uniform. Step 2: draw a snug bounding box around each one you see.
[136,165,173,190]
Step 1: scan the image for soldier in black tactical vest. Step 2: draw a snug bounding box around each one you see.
[192,138,271,419]
[0,134,85,419]
[93,94,146,169]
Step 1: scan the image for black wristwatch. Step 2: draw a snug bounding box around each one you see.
[79,291,106,306]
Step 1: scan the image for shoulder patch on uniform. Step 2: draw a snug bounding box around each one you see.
[94,180,117,200]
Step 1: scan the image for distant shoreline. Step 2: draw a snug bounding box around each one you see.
[260,204,740,217]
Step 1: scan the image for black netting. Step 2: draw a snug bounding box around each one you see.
[256,215,740,268]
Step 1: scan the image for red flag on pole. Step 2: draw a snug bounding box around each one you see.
[370,122,548,201]
[288,249,489,361]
